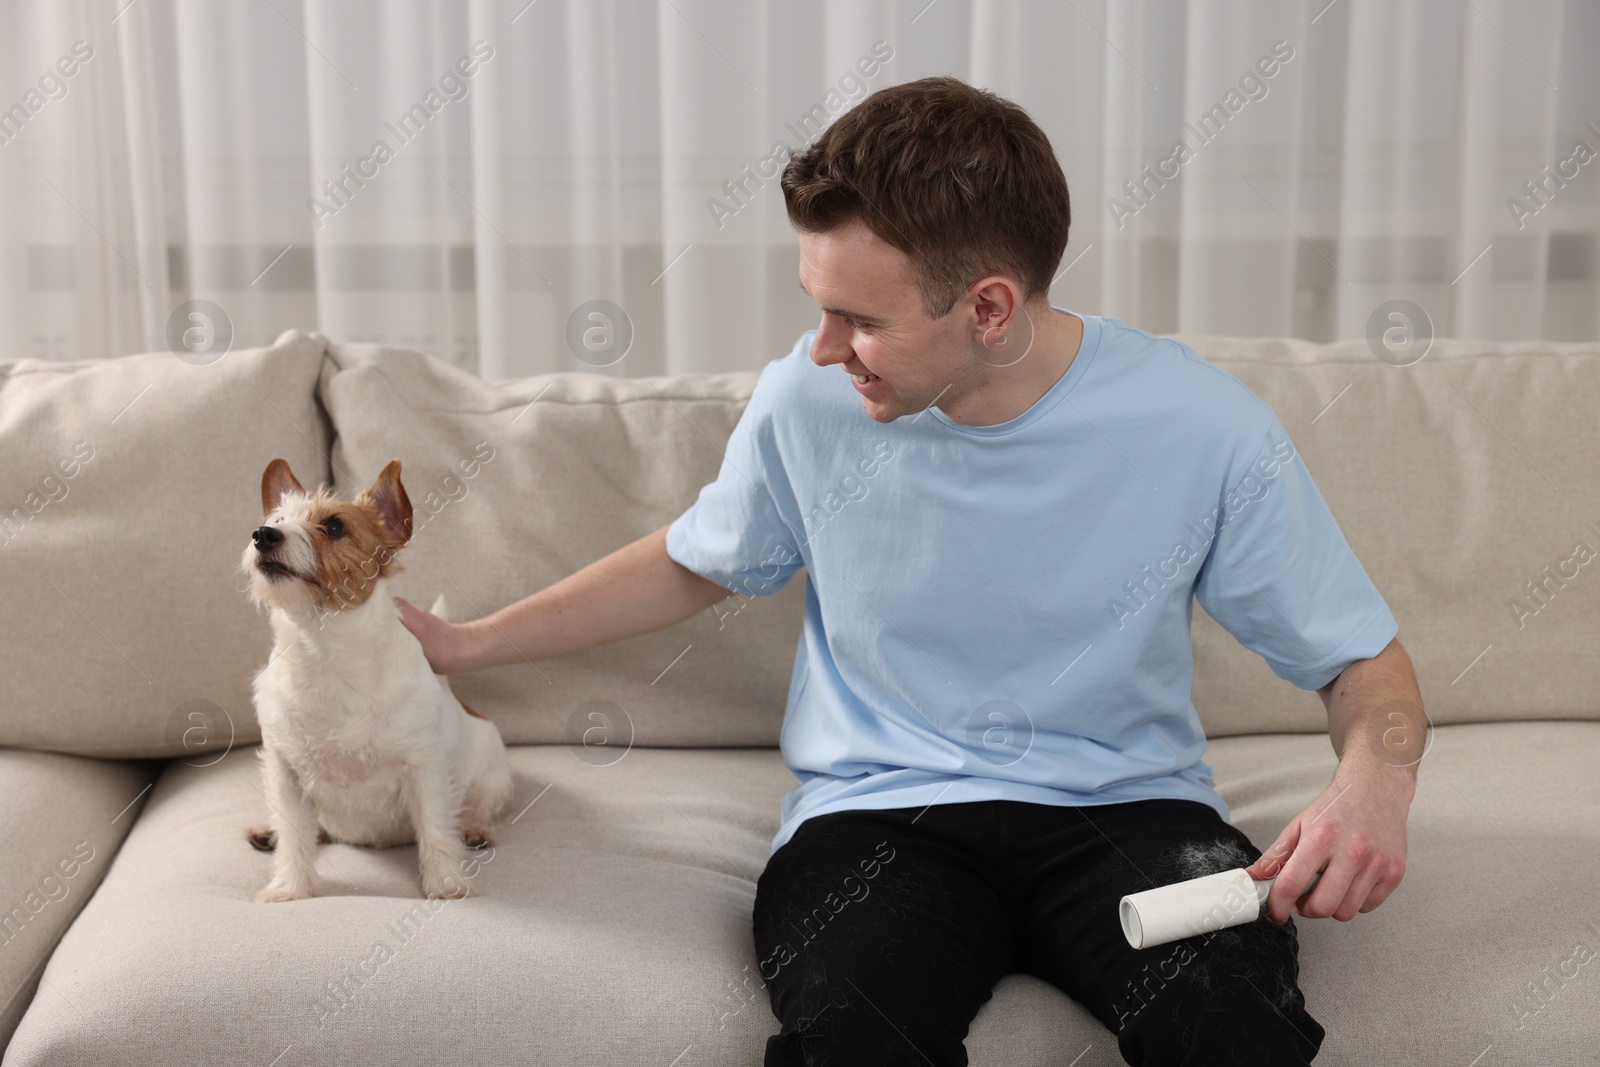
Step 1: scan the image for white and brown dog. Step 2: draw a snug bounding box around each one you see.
[240,457,512,902]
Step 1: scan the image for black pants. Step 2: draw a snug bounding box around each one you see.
[752,798,1325,1066]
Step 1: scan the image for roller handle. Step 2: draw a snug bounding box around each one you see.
[1254,868,1322,904]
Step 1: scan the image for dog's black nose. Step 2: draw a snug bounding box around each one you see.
[253,526,283,550]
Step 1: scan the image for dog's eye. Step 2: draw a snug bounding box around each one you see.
[322,516,345,539]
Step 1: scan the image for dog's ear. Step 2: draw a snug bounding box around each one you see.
[261,458,305,516]
[360,459,413,545]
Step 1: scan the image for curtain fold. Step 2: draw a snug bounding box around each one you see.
[0,0,1594,372]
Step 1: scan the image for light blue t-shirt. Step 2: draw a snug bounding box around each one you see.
[666,312,1398,857]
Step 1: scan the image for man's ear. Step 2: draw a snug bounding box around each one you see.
[261,458,305,516]
[967,276,1032,366]
[360,459,413,544]
[968,276,1023,336]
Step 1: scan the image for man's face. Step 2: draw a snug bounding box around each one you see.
[797,217,985,423]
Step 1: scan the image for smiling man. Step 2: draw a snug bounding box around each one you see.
[796,217,1085,428]
[399,75,1425,1067]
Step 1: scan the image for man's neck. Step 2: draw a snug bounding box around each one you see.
[938,305,1084,427]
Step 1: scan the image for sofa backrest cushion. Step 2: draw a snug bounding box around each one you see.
[10,327,1593,757]
[1182,334,1600,736]
[320,331,1600,748]
[0,330,332,757]
[315,340,804,749]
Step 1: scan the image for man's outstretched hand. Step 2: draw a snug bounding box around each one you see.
[1244,758,1415,925]
[394,596,474,675]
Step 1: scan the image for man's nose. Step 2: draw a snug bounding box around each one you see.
[809,318,852,367]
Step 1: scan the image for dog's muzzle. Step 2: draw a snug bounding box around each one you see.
[252,526,300,581]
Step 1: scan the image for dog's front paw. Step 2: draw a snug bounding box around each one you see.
[256,876,319,904]
[422,868,473,900]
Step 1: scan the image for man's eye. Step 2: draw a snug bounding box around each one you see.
[322,517,345,539]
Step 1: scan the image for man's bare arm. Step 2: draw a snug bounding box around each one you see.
[1246,635,1424,924]
[1317,636,1427,781]
[395,523,734,674]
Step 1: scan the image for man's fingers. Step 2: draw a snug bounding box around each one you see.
[1331,866,1385,922]
[1357,859,1405,914]
[395,596,435,624]
[1266,860,1322,924]
[1247,820,1301,881]
[1295,860,1354,920]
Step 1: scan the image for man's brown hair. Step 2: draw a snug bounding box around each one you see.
[781,75,1071,321]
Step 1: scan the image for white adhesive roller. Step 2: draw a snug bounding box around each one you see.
[1119,868,1322,950]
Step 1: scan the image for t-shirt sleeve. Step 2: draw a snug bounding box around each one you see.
[665,358,803,598]
[1192,415,1398,691]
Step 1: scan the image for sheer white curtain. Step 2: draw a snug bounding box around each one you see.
[1,0,1594,375]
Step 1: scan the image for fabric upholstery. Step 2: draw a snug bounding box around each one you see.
[1179,335,1600,736]
[0,330,331,757]
[4,723,1594,1065]
[315,339,805,748]
[6,330,1596,755]
[4,327,1597,1063]
[317,331,1600,746]
[0,749,158,1048]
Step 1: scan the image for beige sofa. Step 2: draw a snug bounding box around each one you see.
[2,326,1596,1066]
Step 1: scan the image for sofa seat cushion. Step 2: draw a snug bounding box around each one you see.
[5,722,1596,1065]
[0,749,159,1049]
[0,744,1096,1065]
[1206,720,1600,1066]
